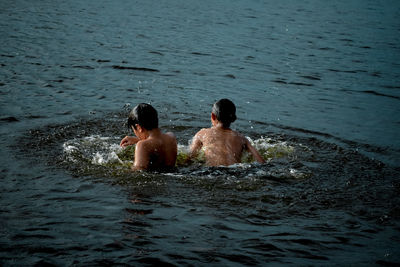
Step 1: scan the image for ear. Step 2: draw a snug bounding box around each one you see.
[211,112,218,126]
[136,124,143,132]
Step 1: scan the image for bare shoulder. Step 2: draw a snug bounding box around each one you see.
[136,138,151,149]
[232,129,244,137]
[197,128,210,134]
[194,128,210,139]
[231,130,247,142]
[165,131,176,139]
[134,139,152,157]
[164,132,177,145]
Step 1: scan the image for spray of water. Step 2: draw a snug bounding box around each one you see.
[62,135,297,173]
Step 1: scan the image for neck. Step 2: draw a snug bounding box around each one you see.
[146,128,161,137]
[213,122,230,130]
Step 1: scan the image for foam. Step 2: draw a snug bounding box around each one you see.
[62,135,301,177]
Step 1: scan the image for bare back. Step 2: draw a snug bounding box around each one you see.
[135,131,177,170]
[191,127,247,166]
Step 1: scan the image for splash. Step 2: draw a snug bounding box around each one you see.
[63,135,132,168]
[62,135,297,173]
[245,136,295,162]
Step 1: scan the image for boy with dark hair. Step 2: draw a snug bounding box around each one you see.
[189,99,265,166]
[120,103,177,171]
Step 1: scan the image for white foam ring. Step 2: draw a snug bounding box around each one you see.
[62,135,307,178]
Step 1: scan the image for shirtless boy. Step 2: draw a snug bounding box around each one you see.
[120,103,177,171]
[189,99,265,166]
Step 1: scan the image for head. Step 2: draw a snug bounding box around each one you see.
[127,103,158,132]
[211,98,237,128]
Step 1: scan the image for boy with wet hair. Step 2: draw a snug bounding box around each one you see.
[189,98,265,166]
[120,103,177,171]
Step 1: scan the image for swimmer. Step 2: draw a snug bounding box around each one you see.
[120,103,177,171]
[189,98,265,166]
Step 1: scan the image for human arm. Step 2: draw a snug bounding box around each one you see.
[120,136,139,148]
[245,138,265,163]
[187,131,204,161]
[132,141,150,170]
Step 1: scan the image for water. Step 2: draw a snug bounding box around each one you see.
[1,0,400,265]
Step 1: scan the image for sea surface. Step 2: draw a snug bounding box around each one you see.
[1,0,400,265]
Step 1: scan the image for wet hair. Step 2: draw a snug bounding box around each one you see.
[127,103,158,130]
[212,98,237,128]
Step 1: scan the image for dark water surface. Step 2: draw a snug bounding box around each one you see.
[1,0,400,265]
